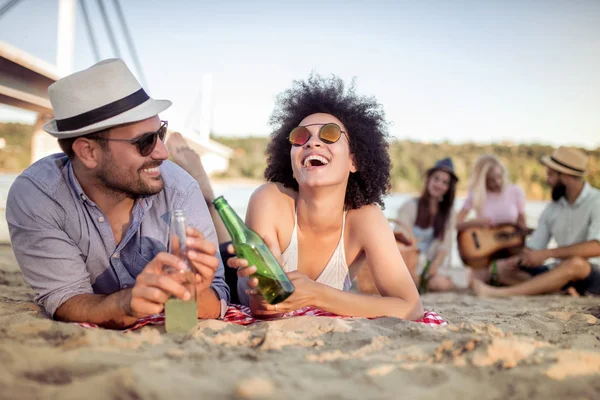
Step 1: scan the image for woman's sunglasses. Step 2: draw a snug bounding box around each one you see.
[288,123,347,147]
[90,120,168,157]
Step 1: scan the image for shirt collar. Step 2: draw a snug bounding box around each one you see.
[573,182,590,207]
[66,160,95,206]
[559,181,589,207]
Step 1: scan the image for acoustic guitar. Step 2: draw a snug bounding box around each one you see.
[457,224,530,269]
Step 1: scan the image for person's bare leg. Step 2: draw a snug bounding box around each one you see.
[496,256,531,286]
[166,132,215,200]
[469,267,490,284]
[166,132,232,244]
[472,257,591,297]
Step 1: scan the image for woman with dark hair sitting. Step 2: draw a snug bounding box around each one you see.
[227,74,423,320]
[396,158,458,292]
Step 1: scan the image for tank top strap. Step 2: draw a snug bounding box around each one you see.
[280,206,299,272]
[340,209,347,241]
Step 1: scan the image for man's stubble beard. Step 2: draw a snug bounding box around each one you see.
[96,154,164,198]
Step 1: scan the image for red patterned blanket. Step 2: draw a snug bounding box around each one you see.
[77,305,448,331]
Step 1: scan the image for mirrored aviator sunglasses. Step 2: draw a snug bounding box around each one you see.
[288,123,345,146]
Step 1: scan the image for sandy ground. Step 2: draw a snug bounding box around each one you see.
[0,245,599,400]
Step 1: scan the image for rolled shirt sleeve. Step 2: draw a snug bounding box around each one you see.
[6,177,94,317]
[175,181,230,306]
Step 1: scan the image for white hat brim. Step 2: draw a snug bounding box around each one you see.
[43,98,172,138]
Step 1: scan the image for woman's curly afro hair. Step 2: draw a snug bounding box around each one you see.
[264,73,391,210]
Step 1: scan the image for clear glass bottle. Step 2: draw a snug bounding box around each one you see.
[164,209,197,333]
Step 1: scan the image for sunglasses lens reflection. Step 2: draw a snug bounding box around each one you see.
[319,123,341,144]
[138,123,167,156]
[289,126,310,146]
[138,133,157,156]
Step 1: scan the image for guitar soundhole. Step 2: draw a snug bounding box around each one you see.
[471,231,480,249]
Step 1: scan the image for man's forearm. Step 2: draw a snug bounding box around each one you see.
[55,286,223,327]
[547,240,600,260]
[54,289,138,329]
[197,287,222,319]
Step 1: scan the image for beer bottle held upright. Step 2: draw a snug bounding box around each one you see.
[213,196,294,304]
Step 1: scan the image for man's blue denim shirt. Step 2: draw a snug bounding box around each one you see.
[6,153,229,317]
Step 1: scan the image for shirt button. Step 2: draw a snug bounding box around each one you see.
[81,195,87,201]
[113,252,120,258]
[98,217,105,223]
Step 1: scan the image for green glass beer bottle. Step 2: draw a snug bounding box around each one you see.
[213,196,294,304]
[489,260,501,287]
[418,259,432,294]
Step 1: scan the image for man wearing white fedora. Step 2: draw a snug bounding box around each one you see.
[473,146,600,297]
[6,59,229,328]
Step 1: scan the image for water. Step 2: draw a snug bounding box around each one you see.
[0,174,18,243]
[212,182,548,226]
[0,176,549,269]
[0,174,16,207]
[212,182,549,269]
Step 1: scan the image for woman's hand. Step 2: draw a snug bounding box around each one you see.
[519,248,549,267]
[184,227,220,295]
[226,235,283,281]
[255,271,319,314]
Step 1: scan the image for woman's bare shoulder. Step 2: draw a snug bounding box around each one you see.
[347,204,388,230]
[250,182,297,203]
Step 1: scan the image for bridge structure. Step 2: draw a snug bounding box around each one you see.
[0,40,62,162]
[0,0,233,243]
[0,39,233,169]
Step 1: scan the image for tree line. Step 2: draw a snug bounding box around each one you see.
[1,123,598,200]
[213,136,599,200]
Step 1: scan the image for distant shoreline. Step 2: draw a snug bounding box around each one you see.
[0,173,543,200]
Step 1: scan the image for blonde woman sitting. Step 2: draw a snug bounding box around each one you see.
[457,154,527,285]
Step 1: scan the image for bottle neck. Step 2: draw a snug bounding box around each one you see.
[214,199,248,243]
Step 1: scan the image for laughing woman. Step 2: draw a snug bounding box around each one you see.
[228,75,423,320]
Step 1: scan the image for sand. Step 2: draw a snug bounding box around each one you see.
[0,245,599,400]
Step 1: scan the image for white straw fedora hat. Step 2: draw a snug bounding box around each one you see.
[540,146,588,177]
[43,58,171,138]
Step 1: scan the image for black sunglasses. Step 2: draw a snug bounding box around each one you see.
[288,123,347,147]
[90,120,168,157]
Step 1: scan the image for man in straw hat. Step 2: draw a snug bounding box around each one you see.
[6,59,229,328]
[473,146,600,297]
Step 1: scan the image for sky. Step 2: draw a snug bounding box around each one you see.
[0,0,599,148]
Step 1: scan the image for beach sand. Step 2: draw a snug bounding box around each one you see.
[1,245,599,400]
